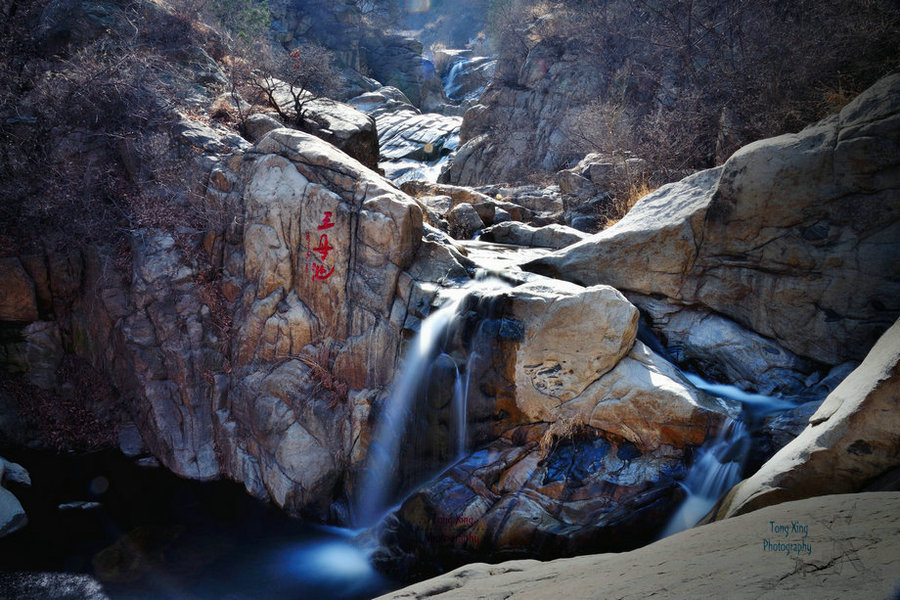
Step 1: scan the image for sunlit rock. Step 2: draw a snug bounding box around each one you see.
[527,73,900,368]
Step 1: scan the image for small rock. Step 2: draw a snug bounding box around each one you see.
[0,487,27,538]
[446,203,485,239]
[135,457,160,469]
[58,501,103,511]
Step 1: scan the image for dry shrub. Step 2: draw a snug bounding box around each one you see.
[298,349,349,406]
[603,179,657,229]
[538,414,593,458]
[493,0,900,184]
[2,357,121,452]
[196,268,233,339]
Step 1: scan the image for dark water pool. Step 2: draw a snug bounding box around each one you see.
[0,449,397,599]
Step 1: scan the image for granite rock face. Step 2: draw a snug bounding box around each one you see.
[0,123,453,519]
[527,73,900,374]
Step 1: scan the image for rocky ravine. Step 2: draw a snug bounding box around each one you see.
[0,9,898,590]
[528,71,900,387]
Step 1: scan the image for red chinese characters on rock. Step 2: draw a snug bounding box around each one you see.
[305,211,336,282]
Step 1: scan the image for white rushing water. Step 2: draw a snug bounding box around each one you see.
[444,60,467,100]
[682,372,794,413]
[354,278,507,527]
[660,418,749,537]
[661,371,793,537]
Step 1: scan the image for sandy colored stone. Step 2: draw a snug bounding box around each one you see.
[713,317,900,519]
[378,492,900,600]
[527,73,900,366]
[501,281,639,422]
[566,341,727,450]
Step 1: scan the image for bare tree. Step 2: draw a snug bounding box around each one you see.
[254,42,344,129]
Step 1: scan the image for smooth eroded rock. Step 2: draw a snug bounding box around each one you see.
[713,317,900,519]
[377,492,900,600]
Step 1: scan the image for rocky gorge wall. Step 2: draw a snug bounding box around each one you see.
[528,72,900,384]
[0,119,454,520]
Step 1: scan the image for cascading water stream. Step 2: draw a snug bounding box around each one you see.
[451,361,467,460]
[443,60,467,100]
[661,370,794,537]
[660,418,749,537]
[354,278,506,528]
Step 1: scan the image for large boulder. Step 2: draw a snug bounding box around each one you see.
[350,86,462,177]
[375,280,730,574]
[712,317,900,519]
[527,73,900,371]
[208,128,427,513]
[263,81,380,170]
[0,488,26,538]
[479,222,588,250]
[0,124,439,518]
[376,492,900,600]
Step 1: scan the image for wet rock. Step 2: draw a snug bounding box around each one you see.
[443,56,496,103]
[631,296,816,396]
[0,572,109,600]
[379,433,686,579]
[351,86,461,173]
[0,487,26,538]
[378,493,900,600]
[0,457,29,538]
[376,280,731,572]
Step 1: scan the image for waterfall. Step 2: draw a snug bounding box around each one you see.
[443,60,467,100]
[660,418,749,537]
[682,372,793,414]
[451,361,467,460]
[452,348,481,461]
[354,278,506,527]
[661,371,792,537]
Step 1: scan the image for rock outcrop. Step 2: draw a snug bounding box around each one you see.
[349,86,462,181]
[527,73,900,377]
[361,34,444,110]
[374,280,731,575]
[713,317,900,519]
[376,492,900,600]
[265,80,380,170]
[479,222,588,250]
[0,121,456,519]
[441,16,609,186]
